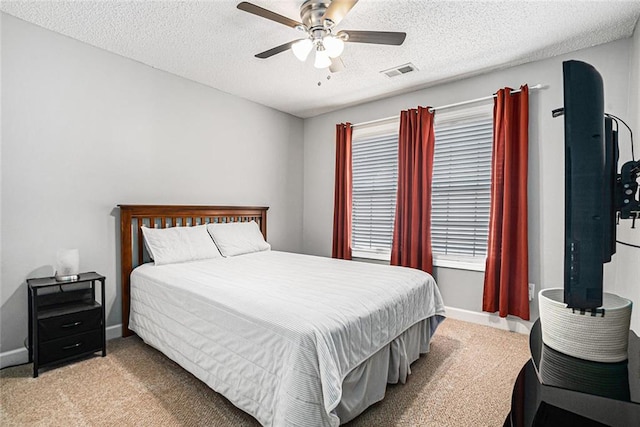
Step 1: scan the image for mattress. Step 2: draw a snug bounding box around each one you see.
[129,250,445,426]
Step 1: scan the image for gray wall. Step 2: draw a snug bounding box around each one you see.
[302,39,636,328]
[1,15,304,354]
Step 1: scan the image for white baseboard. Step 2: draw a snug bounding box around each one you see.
[444,306,533,334]
[106,323,123,341]
[0,323,124,369]
[0,347,28,369]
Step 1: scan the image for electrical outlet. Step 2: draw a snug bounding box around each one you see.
[528,283,535,301]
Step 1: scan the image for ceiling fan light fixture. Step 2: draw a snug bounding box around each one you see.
[292,38,313,61]
[314,47,332,69]
[239,1,408,71]
[323,35,344,58]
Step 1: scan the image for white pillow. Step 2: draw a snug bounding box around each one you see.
[141,224,222,266]
[207,221,270,257]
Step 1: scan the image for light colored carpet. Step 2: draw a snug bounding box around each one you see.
[0,318,529,426]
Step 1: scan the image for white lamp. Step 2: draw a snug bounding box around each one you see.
[323,35,344,58]
[292,38,313,61]
[55,249,80,282]
[314,47,332,69]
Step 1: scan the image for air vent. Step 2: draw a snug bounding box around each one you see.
[381,63,418,78]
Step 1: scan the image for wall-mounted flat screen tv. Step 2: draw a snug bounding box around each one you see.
[561,60,618,309]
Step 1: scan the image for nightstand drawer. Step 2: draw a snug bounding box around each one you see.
[38,307,102,341]
[38,330,102,365]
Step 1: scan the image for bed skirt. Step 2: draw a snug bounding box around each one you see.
[134,313,444,425]
[336,315,444,423]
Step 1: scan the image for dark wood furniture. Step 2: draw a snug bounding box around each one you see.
[27,272,106,378]
[505,319,639,426]
[118,205,269,337]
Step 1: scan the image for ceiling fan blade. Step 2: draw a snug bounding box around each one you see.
[323,0,359,27]
[255,40,298,59]
[338,30,407,45]
[237,2,302,29]
[329,57,345,73]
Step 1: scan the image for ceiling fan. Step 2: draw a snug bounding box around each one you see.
[237,0,407,72]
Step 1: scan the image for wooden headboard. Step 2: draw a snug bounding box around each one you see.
[118,205,269,337]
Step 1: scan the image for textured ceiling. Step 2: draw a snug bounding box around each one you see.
[2,1,640,118]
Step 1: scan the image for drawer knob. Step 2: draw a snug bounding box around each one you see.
[62,342,82,350]
[61,321,83,328]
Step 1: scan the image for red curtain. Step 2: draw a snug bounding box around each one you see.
[332,123,353,260]
[391,107,436,273]
[483,85,530,320]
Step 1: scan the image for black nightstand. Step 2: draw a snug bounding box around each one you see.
[27,272,106,377]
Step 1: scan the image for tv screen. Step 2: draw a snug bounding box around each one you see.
[562,60,617,309]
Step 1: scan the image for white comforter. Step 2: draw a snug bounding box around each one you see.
[129,250,445,426]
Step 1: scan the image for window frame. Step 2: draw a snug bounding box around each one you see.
[431,104,493,271]
[350,117,400,261]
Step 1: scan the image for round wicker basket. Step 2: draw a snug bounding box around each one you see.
[538,288,632,363]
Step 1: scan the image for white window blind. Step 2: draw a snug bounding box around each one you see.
[432,106,493,262]
[351,119,399,259]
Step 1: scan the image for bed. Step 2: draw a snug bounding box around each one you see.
[119,205,445,426]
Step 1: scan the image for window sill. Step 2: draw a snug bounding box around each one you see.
[433,255,485,272]
[352,251,486,272]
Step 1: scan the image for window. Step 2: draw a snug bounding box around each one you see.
[351,105,493,271]
[351,119,399,260]
[431,105,493,270]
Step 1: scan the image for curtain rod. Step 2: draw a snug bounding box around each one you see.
[351,84,544,129]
